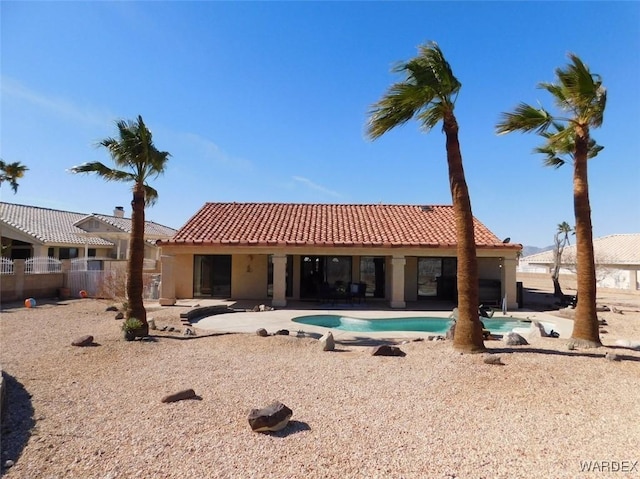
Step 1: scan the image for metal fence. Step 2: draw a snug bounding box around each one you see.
[25,256,62,274]
[0,257,14,275]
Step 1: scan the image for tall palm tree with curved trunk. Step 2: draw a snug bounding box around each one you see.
[0,159,29,193]
[367,42,485,353]
[70,115,170,334]
[496,54,606,347]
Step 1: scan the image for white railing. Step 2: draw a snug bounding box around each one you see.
[70,257,112,271]
[0,257,14,275]
[25,256,62,274]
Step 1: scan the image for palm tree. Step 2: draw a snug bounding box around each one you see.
[0,159,28,193]
[70,115,170,335]
[551,221,573,300]
[367,42,485,353]
[496,54,606,347]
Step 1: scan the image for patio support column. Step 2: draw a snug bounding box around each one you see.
[159,255,176,306]
[501,257,518,309]
[390,256,406,308]
[14,259,25,300]
[630,269,638,291]
[271,254,287,308]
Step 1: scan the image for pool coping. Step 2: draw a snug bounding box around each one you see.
[191,307,573,344]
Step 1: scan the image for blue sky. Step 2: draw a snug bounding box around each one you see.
[2,1,638,247]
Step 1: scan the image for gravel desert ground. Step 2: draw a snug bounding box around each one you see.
[1,273,639,479]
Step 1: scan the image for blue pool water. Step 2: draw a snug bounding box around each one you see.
[292,314,532,334]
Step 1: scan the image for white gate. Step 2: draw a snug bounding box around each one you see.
[66,258,160,299]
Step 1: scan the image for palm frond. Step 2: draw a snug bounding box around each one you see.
[534,144,566,169]
[532,121,603,168]
[68,162,135,182]
[555,53,607,126]
[143,184,159,206]
[417,102,447,131]
[0,160,29,193]
[496,103,553,135]
[368,82,434,138]
[367,41,459,139]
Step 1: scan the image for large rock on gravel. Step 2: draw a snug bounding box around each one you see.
[248,401,293,432]
[161,389,197,403]
[319,331,335,351]
[528,320,548,338]
[371,345,406,357]
[504,332,529,346]
[71,335,94,347]
[445,322,456,340]
[615,339,640,350]
[483,354,504,365]
[256,328,268,337]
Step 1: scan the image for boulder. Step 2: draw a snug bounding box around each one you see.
[71,335,94,347]
[256,328,269,337]
[115,312,124,320]
[248,401,293,432]
[148,318,157,330]
[483,354,504,365]
[445,323,456,340]
[614,339,640,351]
[161,389,197,403]
[105,306,118,312]
[275,329,289,336]
[371,345,406,357]
[504,332,529,346]
[319,331,335,351]
[605,352,620,362]
[529,321,548,338]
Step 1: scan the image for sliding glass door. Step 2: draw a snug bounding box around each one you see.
[194,255,232,298]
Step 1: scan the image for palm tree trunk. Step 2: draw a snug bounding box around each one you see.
[571,130,601,347]
[551,249,565,299]
[444,113,485,353]
[126,184,148,333]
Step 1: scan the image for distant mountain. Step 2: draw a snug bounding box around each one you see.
[521,245,554,257]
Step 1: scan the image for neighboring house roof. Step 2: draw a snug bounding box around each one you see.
[0,202,177,246]
[521,233,640,266]
[1,202,113,246]
[75,213,178,238]
[162,202,520,249]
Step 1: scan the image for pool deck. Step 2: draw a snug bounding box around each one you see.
[167,299,573,344]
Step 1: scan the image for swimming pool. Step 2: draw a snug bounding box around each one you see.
[292,314,534,334]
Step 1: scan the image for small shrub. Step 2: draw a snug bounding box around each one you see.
[121,317,143,332]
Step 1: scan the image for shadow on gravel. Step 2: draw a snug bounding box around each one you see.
[1,372,35,473]
[266,420,311,438]
[336,336,407,348]
[488,346,640,362]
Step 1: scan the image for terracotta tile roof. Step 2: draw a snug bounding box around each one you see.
[522,233,640,265]
[163,202,518,249]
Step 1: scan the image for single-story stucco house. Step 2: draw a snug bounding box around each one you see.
[518,233,640,291]
[157,202,522,309]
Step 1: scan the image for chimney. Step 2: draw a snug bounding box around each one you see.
[114,206,125,218]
